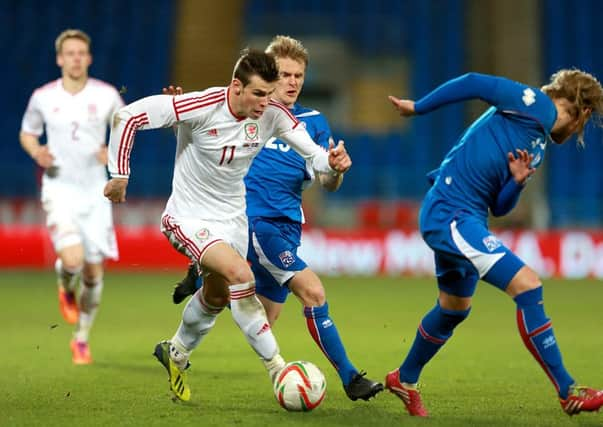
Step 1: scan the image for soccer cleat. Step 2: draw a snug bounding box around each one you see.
[385,369,428,417]
[560,385,603,416]
[153,341,191,401]
[344,371,384,401]
[70,339,92,365]
[58,284,79,324]
[172,264,198,304]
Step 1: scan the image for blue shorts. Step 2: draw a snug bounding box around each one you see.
[247,217,307,303]
[420,200,525,298]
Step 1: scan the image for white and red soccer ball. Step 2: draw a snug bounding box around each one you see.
[273,361,326,412]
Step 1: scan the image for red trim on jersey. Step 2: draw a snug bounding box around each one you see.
[174,89,223,110]
[226,87,246,121]
[176,96,224,115]
[173,96,179,121]
[117,113,149,175]
[269,100,299,125]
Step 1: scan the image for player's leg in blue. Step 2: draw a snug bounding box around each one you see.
[250,218,383,401]
[500,265,603,415]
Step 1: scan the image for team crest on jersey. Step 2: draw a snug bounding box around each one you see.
[195,228,210,241]
[482,235,501,252]
[244,123,259,141]
[278,250,295,267]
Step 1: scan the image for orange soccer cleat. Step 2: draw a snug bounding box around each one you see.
[70,339,92,365]
[58,285,79,324]
[385,369,429,417]
[560,385,603,416]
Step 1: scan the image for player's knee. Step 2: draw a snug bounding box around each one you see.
[440,305,471,331]
[222,263,254,285]
[61,256,83,273]
[294,282,326,307]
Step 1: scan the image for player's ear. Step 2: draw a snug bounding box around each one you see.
[232,79,242,95]
[56,54,63,68]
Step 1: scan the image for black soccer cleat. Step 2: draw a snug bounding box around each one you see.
[344,371,384,401]
[172,263,198,304]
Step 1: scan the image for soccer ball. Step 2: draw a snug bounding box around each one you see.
[273,361,326,412]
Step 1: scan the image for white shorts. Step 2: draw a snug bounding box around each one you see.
[41,182,118,264]
[160,213,248,264]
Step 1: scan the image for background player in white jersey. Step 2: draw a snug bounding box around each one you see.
[20,29,123,365]
[103,49,351,402]
[170,35,383,402]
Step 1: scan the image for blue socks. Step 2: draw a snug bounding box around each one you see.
[515,286,574,399]
[304,303,357,385]
[399,301,470,384]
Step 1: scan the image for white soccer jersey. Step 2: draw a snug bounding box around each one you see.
[21,78,124,190]
[108,86,333,220]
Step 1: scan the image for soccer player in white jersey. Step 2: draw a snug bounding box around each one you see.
[20,29,123,365]
[104,49,351,401]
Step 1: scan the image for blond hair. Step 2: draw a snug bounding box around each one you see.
[55,29,91,54]
[542,68,603,146]
[265,35,308,66]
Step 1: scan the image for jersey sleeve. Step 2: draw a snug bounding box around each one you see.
[108,92,208,178]
[415,73,556,131]
[20,91,44,136]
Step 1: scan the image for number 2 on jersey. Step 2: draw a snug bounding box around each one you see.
[71,121,79,141]
[219,145,235,165]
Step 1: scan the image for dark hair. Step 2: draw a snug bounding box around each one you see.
[233,48,279,86]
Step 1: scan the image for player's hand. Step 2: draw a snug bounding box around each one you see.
[32,145,54,168]
[508,149,535,185]
[388,96,416,117]
[96,145,108,165]
[162,85,183,96]
[327,138,351,174]
[104,178,129,203]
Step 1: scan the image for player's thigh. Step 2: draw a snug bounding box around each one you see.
[249,218,306,302]
[161,214,248,268]
[79,197,118,264]
[42,192,83,255]
[202,242,253,284]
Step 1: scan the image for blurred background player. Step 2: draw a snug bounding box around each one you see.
[19,29,123,365]
[171,35,383,401]
[103,49,352,401]
[385,70,603,417]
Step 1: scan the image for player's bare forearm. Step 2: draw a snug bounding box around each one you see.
[103,178,128,203]
[19,131,54,168]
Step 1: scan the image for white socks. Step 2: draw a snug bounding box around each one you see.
[229,282,281,361]
[172,290,223,354]
[55,259,82,292]
[74,277,103,342]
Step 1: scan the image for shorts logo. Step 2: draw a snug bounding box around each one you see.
[482,235,501,252]
[244,122,259,141]
[279,250,295,267]
[195,228,210,241]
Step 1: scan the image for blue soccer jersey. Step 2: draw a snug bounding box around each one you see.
[419,73,557,222]
[245,103,332,222]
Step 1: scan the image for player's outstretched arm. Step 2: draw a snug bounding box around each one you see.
[388,96,416,117]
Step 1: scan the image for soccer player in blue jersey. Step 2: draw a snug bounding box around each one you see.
[384,70,603,417]
[171,35,383,401]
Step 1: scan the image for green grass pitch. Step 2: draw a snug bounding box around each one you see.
[1,270,602,426]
